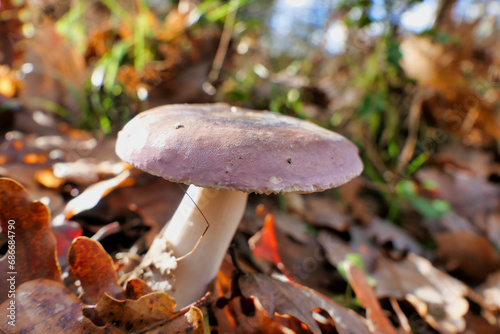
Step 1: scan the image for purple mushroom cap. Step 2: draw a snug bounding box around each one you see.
[115,103,363,194]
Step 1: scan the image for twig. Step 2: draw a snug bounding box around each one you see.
[390,297,411,334]
[91,221,121,241]
[398,88,431,174]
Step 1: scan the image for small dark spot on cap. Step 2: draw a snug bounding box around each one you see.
[287,158,292,164]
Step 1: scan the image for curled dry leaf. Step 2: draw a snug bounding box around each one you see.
[344,262,398,334]
[0,278,203,334]
[125,278,154,300]
[95,292,204,333]
[373,254,469,333]
[68,236,124,304]
[61,169,131,220]
[238,272,371,334]
[0,177,61,304]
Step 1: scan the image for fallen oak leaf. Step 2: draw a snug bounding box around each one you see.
[125,278,154,300]
[68,236,124,304]
[435,230,500,285]
[373,254,469,333]
[344,262,398,334]
[0,278,202,334]
[238,272,371,334]
[0,177,61,304]
[94,292,204,333]
[0,279,111,333]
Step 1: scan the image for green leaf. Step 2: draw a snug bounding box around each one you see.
[409,197,451,219]
[338,253,377,287]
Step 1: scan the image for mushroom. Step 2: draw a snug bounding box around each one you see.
[115,103,363,308]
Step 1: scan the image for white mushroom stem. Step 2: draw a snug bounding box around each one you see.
[142,185,248,308]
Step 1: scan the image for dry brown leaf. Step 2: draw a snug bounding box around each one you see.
[125,278,154,300]
[338,179,374,224]
[401,35,500,146]
[0,162,66,215]
[373,254,469,333]
[415,167,500,220]
[0,177,61,304]
[68,236,124,304]
[239,272,370,334]
[477,271,500,312]
[344,262,398,334]
[401,36,465,91]
[0,279,110,333]
[272,222,338,290]
[95,292,204,333]
[366,217,422,255]
[302,196,351,231]
[214,295,308,334]
[0,278,202,333]
[423,89,500,146]
[274,212,309,244]
[435,230,500,285]
[463,312,500,334]
[318,228,378,272]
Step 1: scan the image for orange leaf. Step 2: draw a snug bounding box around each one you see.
[95,292,204,333]
[125,278,153,300]
[68,236,124,304]
[344,262,398,334]
[34,168,65,189]
[248,213,291,278]
[0,177,61,304]
[239,273,371,334]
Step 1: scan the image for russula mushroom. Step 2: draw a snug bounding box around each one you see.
[115,103,363,308]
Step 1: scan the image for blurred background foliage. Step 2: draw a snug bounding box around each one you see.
[0,0,499,224]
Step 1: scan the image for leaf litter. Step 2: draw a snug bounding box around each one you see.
[2,1,500,333]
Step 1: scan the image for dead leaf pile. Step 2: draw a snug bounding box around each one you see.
[0,178,203,333]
